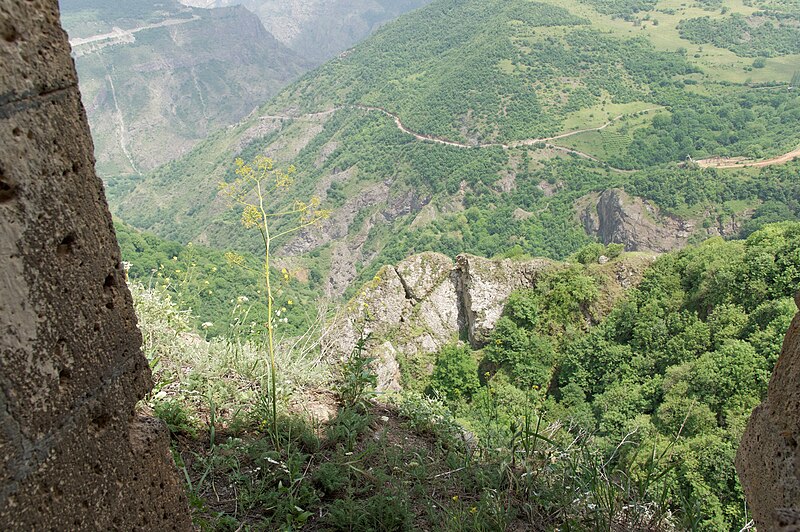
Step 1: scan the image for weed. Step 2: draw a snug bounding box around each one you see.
[326,407,372,452]
[313,462,349,496]
[338,330,377,411]
[219,156,329,447]
[153,398,196,437]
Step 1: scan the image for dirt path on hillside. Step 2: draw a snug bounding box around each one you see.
[696,145,800,169]
[354,105,660,151]
[69,16,201,48]
[265,105,655,172]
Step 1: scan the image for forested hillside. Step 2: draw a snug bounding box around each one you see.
[137,223,800,531]
[115,221,321,337]
[112,0,800,299]
[455,222,800,530]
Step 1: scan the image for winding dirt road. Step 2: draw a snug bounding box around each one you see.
[261,105,800,171]
[696,145,800,169]
[69,16,200,48]
[266,105,657,170]
[354,105,660,152]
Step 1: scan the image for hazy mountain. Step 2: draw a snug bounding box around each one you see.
[176,0,434,64]
[60,0,310,176]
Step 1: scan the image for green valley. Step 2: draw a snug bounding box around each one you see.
[60,0,310,176]
[113,0,800,299]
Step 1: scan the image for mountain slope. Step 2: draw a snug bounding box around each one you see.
[114,0,800,296]
[60,0,310,176]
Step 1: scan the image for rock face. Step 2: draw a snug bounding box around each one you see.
[456,254,553,345]
[326,251,656,392]
[579,188,749,252]
[285,183,430,296]
[736,294,800,531]
[325,253,553,391]
[0,1,190,528]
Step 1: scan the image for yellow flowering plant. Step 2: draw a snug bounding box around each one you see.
[219,155,329,445]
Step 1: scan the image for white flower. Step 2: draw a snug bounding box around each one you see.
[201,322,213,329]
[237,295,249,303]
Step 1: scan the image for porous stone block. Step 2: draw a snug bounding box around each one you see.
[736,294,800,531]
[0,0,190,529]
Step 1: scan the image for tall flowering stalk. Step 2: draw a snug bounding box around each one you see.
[219,155,329,445]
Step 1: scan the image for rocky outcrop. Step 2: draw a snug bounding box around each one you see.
[580,189,691,252]
[326,250,656,392]
[457,254,553,345]
[579,188,749,252]
[324,253,554,391]
[736,293,800,531]
[284,183,430,296]
[0,1,190,528]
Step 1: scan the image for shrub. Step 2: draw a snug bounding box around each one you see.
[430,344,481,401]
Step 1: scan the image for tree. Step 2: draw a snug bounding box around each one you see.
[791,71,800,89]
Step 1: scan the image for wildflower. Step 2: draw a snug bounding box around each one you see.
[470,507,477,514]
[452,496,459,502]
[241,204,261,228]
[201,322,213,329]
[287,299,293,305]
[237,295,249,303]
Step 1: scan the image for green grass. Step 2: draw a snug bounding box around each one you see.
[556,108,669,159]
[559,100,659,131]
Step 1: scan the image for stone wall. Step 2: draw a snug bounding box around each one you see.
[736,294,800,530]
[0,1,190,529]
